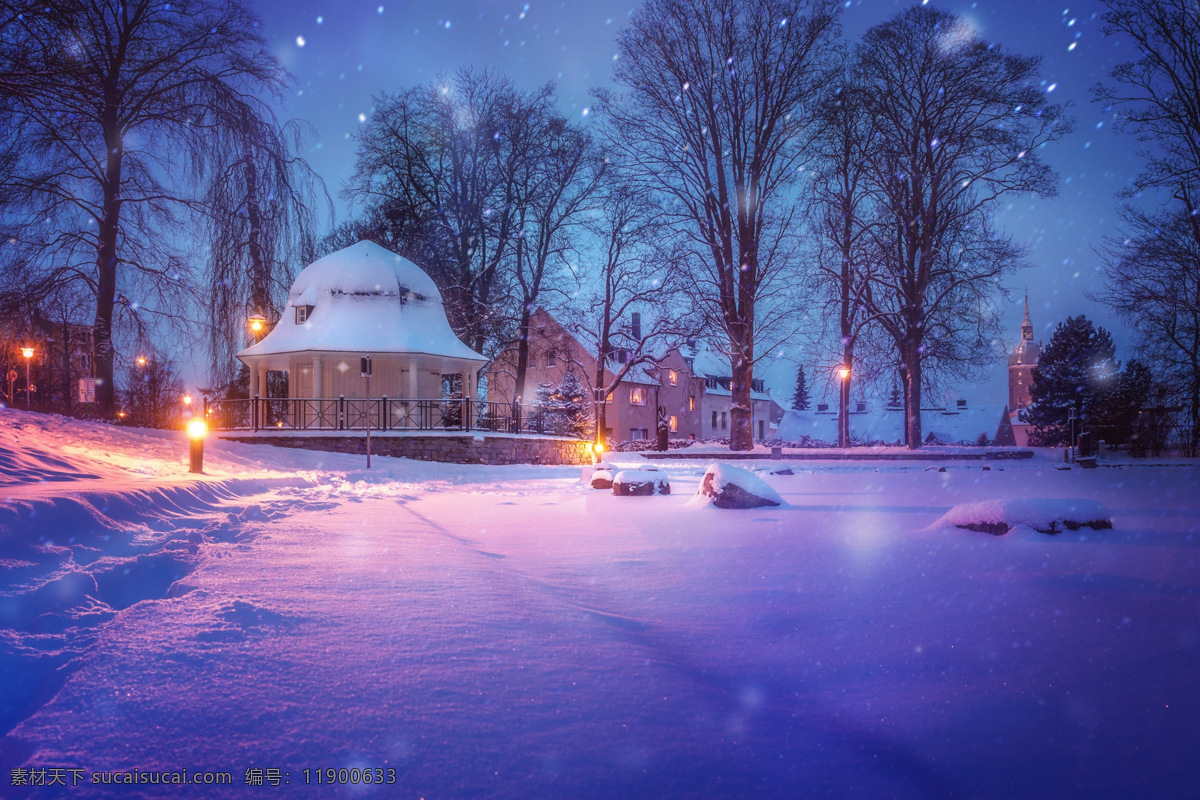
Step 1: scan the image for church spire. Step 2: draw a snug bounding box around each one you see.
[1021,291,1033,341]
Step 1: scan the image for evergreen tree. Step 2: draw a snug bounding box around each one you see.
[1021,316,1118,446]
[534,381,556,408]
[553,369,589,437]
[1092,360,1158,449]
[534,370,589,436]
[791,366,810,411]
[886,384,903,409]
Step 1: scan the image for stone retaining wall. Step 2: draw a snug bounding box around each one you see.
[219,433,592,465]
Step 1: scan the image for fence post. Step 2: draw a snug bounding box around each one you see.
[465,397,472,431]
[338,394,345,431]
[252,395,260,431]
[381,395,388,431]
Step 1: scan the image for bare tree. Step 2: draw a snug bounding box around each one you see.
[1096,205,1200,455]
[854,6,1067,448]
[0,0,288,418]
[204,104,329,391]
[598,0,841,450]
[349,69,545,356]
[1092,0,1200,454]
[1095,0,1200,196]
[568,182,697,448]
[509,121,604,402]
[807,85,884,446]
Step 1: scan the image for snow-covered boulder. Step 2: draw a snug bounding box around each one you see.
[935,498,1113,535]
[612,470,670,496]
[694,463,783,509]
[590,462,617,490]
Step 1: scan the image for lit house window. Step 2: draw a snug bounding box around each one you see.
[606,392,614,403]
[295,305,314,324]
[688,395,696,411]
[669,415,678,432]
[668,369,678,385]
[630,387,646,405]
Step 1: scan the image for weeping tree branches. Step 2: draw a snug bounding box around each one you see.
[0,0,290,417]
[204,103,329,390]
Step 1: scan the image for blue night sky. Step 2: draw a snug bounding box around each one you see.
[246,0,1144,403]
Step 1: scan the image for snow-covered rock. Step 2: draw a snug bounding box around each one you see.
[612,470,670,496]
[590,462,617,489]
[934,497,1113,535]
[693,463,783,509]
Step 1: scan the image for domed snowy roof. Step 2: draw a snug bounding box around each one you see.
[237,241,486,363]
[1008,338,1041,368]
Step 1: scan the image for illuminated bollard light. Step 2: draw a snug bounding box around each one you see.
[188,419,208,474]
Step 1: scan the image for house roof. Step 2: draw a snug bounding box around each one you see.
[238,241,487,364]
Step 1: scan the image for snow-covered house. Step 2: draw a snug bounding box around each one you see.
[677,343,784,441]
[237,242,488,403]
[487,308,783,442]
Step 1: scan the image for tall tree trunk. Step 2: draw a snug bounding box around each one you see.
[246,163,268,317]
[904,343,922,449]
[514,305,532,403]
[60,321,72,415]
[840,342,853,449]
[93,156,122,418]
[730,335,754,451]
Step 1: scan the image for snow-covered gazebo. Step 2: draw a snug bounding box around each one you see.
[237,241,488,406]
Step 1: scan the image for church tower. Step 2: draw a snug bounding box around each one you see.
[1008,294,1041,411]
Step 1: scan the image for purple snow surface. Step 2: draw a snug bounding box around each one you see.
[1,417,1198,799]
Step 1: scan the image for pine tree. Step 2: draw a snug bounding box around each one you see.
[534,370,589,436]
[1021,316,1118,446]
[886,384,903,409]
[1092,359,1157,449]
[791,366,810,411]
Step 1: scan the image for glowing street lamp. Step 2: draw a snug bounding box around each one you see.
[183,394,192,406]
[21,346,34,409]
[136,355,147,367]
[837,364,851,449]
[248,313,267,340]
[187,418,208,474]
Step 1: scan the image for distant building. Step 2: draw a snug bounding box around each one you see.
[1,314,94,411]
[1007,295,1042,446]
[487,308,784,443]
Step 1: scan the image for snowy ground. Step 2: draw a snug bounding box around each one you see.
[1,410,1198,798]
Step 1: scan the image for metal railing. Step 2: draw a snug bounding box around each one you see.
[204,396,585,438]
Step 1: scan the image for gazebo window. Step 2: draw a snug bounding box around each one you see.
[295,305,314,324]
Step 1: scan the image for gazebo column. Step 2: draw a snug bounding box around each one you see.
[258,366,269,398]
[249,362,259,398]
[407,361,420,400]
[313,355,324,399]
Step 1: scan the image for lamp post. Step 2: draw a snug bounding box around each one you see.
[837,365,850,449]
[187,418,207,474]
[361,355,372,469]
[21,346,34,409]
